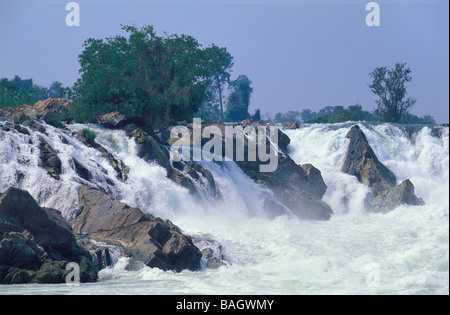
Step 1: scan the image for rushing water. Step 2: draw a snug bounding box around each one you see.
[0,121,448,295]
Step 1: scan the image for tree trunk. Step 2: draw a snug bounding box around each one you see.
[216,77,224,121]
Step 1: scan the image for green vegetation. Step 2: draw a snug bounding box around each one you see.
[0,75,66,108]
[71,25,241,131]
[1,28,437,127]
[273,104,436,124]
[82,128,97,146]
[369,62,416,123]
[224,75,253,122]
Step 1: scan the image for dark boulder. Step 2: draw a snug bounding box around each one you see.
[125,126,172,173]
[38,137,62,180]
[0,187,98,284]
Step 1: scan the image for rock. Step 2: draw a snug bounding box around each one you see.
[72,158,93,181]
[238,154,333,221]
[283,122,300,130]
[97,112,126,128]
[32,98,71,122]
[276,127,291,154]
[125,126,172,172]
[161,121,332,220]
[192,235,229,270]
[0,98,71,122]
[169,169,198,195]
[301,163,327,199]
[38,137,62,180]
[341,125,397,196]
[76,130,129,182]
[262,199,289,219]
[342,125,425,212]
[0,187,97,284]
[74,186,202,272]
[372,179,425,213]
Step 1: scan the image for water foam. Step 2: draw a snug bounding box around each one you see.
[0,121,448,294]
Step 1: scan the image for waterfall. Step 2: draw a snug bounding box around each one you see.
[1,119,448,294]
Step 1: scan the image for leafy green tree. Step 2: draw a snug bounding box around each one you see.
[224,75,253,121]
[0,76,36,108]
[72,25,232,131]
[369,62,416,123]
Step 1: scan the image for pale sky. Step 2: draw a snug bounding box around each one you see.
[0,0,448,122]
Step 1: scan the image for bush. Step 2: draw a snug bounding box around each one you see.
[82,128,97,146]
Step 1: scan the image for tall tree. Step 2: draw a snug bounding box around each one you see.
[48,81,64,98]
[203,44,234,121]
[224,75,253,121]
[369,62,416,123]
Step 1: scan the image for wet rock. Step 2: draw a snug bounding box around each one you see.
[341,125,397,196]
[125,126,172,173]
[301,163,327,199]
[38,137,62,180]
[372,179,425,213]
[74,186,202,272]
[76,130,129,182]
[342,125,425,212]
[0,187,98,284]
[169,168,198,195]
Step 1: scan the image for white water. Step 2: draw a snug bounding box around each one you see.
[0,121,448,295]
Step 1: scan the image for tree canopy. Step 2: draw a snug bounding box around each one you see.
[224,75,253,121]
[369,62,416,123]
[71,25,234,131]
[0,75,65,108]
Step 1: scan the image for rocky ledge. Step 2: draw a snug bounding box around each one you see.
[0,185,203,284]
[74,185,202,272]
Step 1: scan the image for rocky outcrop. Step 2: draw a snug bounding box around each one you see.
[125,126,172,172]
[371,179,425,212]
[38,137,62,180]
[160,120,332,220]
[301,163,327,199]
[125,125,221,199]
[342,125,424,212]
[0,98,71,123]
[341,125,397,196]
[74,186,202,272]
[0,187,97,284]
[75,129,129,182]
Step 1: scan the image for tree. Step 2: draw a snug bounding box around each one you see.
[252,109,261,121]
[203,44,233,121]
[48,81,64,98]
[369,62,416,123]
[72,25,232,131]
[224,75,253,121]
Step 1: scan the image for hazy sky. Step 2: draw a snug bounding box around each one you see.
[0,0,448,122]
